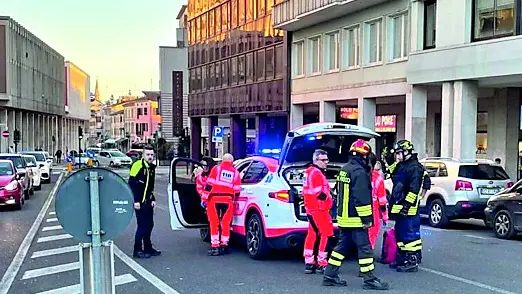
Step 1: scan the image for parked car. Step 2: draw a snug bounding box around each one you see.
[21,154,41,191]
[74,153,90,166]
[20,151,51,184]
[418,158,513,228]
[0,159,24,210]
[484,179,522,239]
[96,150,133,167]
[167,122,378,259]
[0,154,32,199]
[43,151,53,169]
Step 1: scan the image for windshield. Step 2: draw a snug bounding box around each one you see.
[284,134,366,164]
[109,151,126,157]
[23,156,36,166]
[458,164,509,180]
[23,152,46,161]
[0,162,13,176]
[0,156,25,169]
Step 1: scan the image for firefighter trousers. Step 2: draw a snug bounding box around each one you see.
[394,214,422,264]
[134,203,154,254]
[304,213,333,266]
[207,196,233,248]
[325,228,375,277]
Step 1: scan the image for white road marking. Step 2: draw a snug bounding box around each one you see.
[31,245,78,259]
[46,217,58,222]
[0,172,64,294]
[36,274,137,294]
[420,267,517,294]
[465,234,497,240]
[37,234,72,243]
[52,171,61,175]
[421,226,445,232]
[22,262,79,280]
[42,225,63,232]
[114,246,180,294]
[48,211,56,215]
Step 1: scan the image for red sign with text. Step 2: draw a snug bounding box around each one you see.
[375,115,396,132]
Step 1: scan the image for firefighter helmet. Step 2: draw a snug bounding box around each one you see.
[350,139,371,156]
[393,139,414,153]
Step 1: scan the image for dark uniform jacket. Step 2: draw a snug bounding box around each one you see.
[129,159,156,204]
[390,154,425,216]
[336,156,373,228]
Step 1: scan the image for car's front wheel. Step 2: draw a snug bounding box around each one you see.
[428,199,449,228]
[246,213,270,260]
[493,210,516,239]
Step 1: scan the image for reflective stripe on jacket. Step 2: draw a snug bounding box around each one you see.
[129,159,155,204]
[205,161,241,196]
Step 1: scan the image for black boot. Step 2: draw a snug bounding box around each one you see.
[397,253,418,272]
[304,264,316,274]
[207,247,220,256]
[316,265,326,274]
[219,246,229,255]
[322,265,347,287]
[362,272,390,290]
[133,251,150,259]
[146,248,162,256]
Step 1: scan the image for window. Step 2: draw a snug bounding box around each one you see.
[474,0,515,40]
[309,37,321,74]
[459,164,509,180]
[293,41,304,77]
[324,31,340,72]
[342,26,359,69]
[246,53,254,82]
[215,61,221,86]
[266,48,274,79]
[275,45,284,78]
[221,60,228,86]
[256,50,265,81]
[238,55,245,83]
[364,19,383,65]
[388,13,408,61]
[242,161,269,184]
[424,0,437,49]
[422,162,448,177]
[231,57,238,85]
[144,108,148,115]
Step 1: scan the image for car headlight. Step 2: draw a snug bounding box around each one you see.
[5,181,18,191]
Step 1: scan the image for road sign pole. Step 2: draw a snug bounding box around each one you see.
[87,171,105,294]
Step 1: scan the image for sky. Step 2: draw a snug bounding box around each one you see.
[3,0,185,101]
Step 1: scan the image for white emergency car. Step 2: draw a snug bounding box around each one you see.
[168,123,378,259]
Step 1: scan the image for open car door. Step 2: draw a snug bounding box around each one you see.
[168,158,209,230]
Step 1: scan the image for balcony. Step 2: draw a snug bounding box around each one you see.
[272,0,387,31]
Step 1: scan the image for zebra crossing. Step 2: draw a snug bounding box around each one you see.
[14,209,140,294]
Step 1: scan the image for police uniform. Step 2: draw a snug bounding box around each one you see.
[389,140,425,272]
[322,139,389,290]
[129,158,160,258]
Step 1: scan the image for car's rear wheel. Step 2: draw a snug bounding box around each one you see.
[493,210,516,239]
[428,199,449,228]
[246,213,270,260]
[199,227,210,243]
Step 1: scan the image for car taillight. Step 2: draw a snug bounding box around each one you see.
[455,180,473,191]
[269,190,290,202]
[506,182,514,188]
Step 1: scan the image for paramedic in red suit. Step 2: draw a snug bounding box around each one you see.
[203,153,241,256]
[303,149,334,274]
[196,157,216,204]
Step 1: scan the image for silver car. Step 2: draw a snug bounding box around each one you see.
[419,158,512,228]
[96,150,133,167]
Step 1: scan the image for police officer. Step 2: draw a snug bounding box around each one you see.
[130,145,161,259]
[322,139,389,290]
[389,139,425,272]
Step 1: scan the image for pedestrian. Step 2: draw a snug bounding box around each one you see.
[55,149,62,164]
[129,144,161,259]
[322,139,389,290]
[367,153,388,249]
[389,139,425,272]
[202,153,241,256]
[302,149,334,274]
[196,157,216,208]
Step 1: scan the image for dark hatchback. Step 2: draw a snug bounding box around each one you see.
[484,180,522,239]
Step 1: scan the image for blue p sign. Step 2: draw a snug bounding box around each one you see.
[212,126,224,143]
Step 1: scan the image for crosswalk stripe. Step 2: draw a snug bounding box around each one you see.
[48,212,56,215]
[37,234,72,243]
[31,245,78,259]
[35,273,137,294]
[42,225,62,232]
[46,218,58,223]
[22,262,79,280]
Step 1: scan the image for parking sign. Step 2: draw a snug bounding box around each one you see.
[212,126,224,143]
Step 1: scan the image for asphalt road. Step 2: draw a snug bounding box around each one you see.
[1,168,522,294]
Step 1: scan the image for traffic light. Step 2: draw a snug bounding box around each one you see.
[78,126,83,138]
[13,129,20,143]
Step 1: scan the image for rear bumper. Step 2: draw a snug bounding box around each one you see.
[446,201,487,219]
[0,190,22,205]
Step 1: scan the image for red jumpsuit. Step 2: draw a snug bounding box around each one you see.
[196,172,209,201]
[302,165,334,267]
[368,170,389,249]
[204,161,241,248]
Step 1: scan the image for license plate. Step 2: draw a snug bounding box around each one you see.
[479,188,500,196]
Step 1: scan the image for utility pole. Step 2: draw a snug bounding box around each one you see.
[78,126,83,168]
[13,129,20,153]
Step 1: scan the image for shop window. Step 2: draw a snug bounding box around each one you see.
[342,25,360,69]
[424,0,437,49]
[474,0,515,40]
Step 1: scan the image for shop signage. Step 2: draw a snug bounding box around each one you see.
[375,115,396,132]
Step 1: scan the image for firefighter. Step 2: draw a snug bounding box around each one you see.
[302,149,334,274]
[389,139,425,272]
[130,145,161,259]
[203,153,241,256]
[380,146,397,179]
[322,139,389,290]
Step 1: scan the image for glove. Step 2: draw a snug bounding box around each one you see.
[318,192,327,200]
[200,200,207,209]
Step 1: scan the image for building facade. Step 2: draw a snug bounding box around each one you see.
[0,16,65,153]
[64,61,90,152]
[187,0,290,160]
[273,0,522,180]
